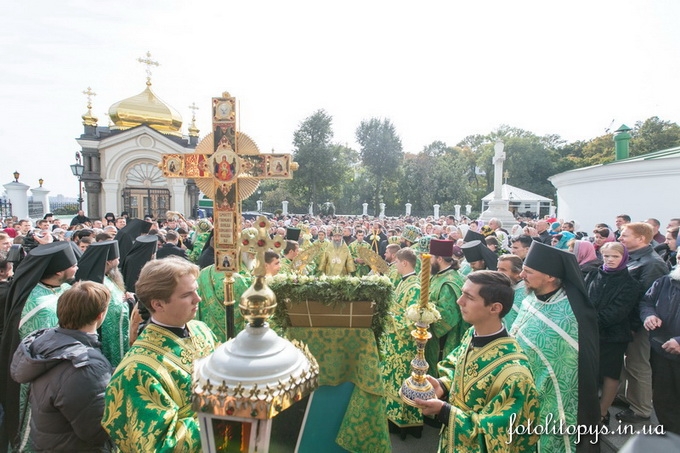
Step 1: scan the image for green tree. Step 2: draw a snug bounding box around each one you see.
[290,110,349,214]
[630,116,680,156]
[355,118,403,215]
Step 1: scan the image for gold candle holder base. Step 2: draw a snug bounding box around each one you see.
[399,322,436,406]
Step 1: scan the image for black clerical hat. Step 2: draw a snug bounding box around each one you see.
[286,228,301,241]
[460,240,498,270]
[523,241,586,294]
[75,240,119,284]
[30,241,78,275]
[121,235,158,292]
[463,229,486,243]
[115,219,153,260]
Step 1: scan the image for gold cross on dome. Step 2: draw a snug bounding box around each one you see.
[189,102,199,119]
[82,87,97,109]
[137,51,159,85]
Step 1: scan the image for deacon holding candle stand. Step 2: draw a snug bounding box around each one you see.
[424,239,467,377]
[415,271,541,453]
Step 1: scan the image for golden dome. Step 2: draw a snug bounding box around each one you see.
[108,83,183,137]
[82,108,98,127]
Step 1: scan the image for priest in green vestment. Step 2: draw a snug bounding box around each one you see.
[0,242,78,451]
[348,229,372,277]
[384,243,402,288]
[381,247,423,436]
[279,239,299,275]
[511,241,600,453]
[496,254,526,330]
[196,263,250,342]
[103,257,217,453]
[75,239,130,368]
[425,239,467,377]
[416,271,540,453]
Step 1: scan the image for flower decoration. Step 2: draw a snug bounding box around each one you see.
[405,303,441,326]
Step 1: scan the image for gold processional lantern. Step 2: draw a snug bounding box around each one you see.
[192,216,319,452]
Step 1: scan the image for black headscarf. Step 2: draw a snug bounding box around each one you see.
[114,219,152,262]
[0,242,77,447]
[75,240,119,284]
[121,235,158,292]
[523,241,600,451]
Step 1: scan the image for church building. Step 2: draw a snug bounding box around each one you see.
[549,125,680,231]
[76,66,200,220]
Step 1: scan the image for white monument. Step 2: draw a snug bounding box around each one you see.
[478,141,516,227]
[405,203,412,216]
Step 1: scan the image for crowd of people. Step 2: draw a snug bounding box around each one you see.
[0,208,678,452]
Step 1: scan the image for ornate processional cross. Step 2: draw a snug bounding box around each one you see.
[158,92,297,337]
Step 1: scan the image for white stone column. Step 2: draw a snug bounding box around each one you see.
[362,203,368,216]
[308,202,314,216]
[101,181,120,217]
[405,203,412,216]
[433,204,440,218]
[282,201,289,216]
[169,180,186,215]
[30,186,51,218]
[454,204,461,219]
[379,203,385,219]
[256,200,263,212]
[465,204,472,215]
[3,180,29,219]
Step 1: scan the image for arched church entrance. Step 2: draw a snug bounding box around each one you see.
[121,161,171,219]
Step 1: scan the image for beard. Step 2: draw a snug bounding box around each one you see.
[107,266,126,291]
[431,260,441,275]
[241,252,255,271]
[332,239,343,248]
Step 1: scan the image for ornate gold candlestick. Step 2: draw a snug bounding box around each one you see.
[400,253,441,406]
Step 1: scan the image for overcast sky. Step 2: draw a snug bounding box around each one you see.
[2,0,679,199]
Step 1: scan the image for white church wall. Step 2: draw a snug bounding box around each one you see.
[98,127,190,216]
[549,156,680,234]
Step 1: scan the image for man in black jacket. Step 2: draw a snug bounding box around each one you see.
[640,265,680,434]
[616,222,669,423]
[155,230,188,260]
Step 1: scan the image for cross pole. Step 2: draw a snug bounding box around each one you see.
[158,92,297,339]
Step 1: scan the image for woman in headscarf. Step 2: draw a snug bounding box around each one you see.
[569,239,603,278]
[592,226,615,258]
[584,241,642,426]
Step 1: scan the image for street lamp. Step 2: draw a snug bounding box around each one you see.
[13,171,19,182]
[70,152,85,211]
